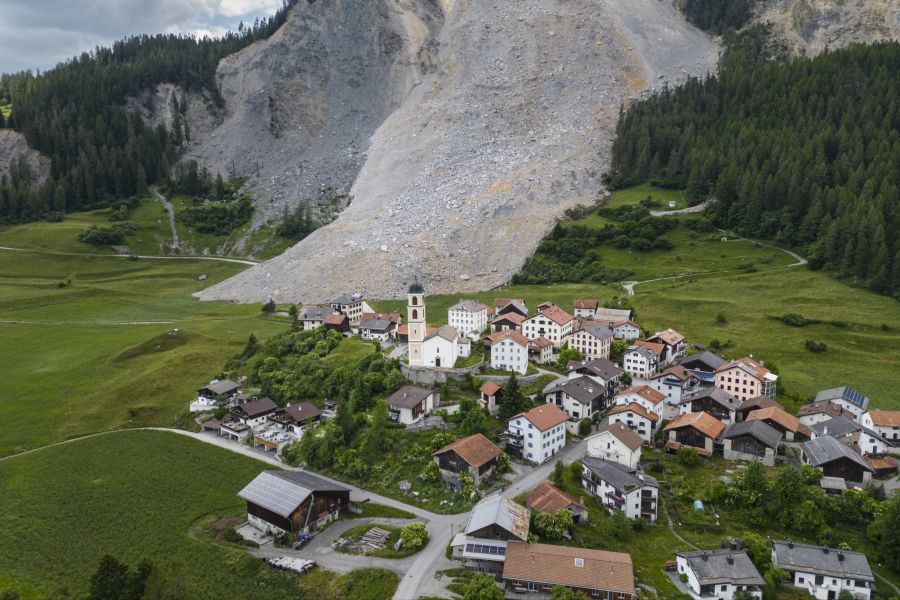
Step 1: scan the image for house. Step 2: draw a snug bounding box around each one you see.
[581,456,658,521]
[722,420,782,466]
[297,306,333,330]
[607,403,659,443]
[330,293,364,323]
[231,397,279,428]
[814,386,869,418]
[746,406,810,442]
[323,313,350,334]
[448,300,491,338]
[268,403,322,438]
[507,404,568,464]
[586,422,645,467]
[594,307,633,327]
[646,328,686,365]
[451,494,530,573]
[543,376,607,432]
[502,542,635,600]
[664,412,726,456]
[490,311,525,334]
[860,409,900,443]
[797,400,852,427]
[358,316,398,342]
[425,324,471,368]
[432,433,502,487]
[573,298,599,318]
[675,550,764,600]
[566,358,623,398]
[714,357,778,402]
[568,322,614,361]
[771,541,874,600]
[522,302,575,349]
[480,381,502,416]
[650,366,701,418]
[679,388,739,424]
[612,319,641,341]
[494,297,528,318]
[615,385,665,419]
[191,379,241,412]
[810,416,892,457]
[238,470,350,536]
[487,329,529,374]
[736,396,784,422]
[528,337,554,364]
[801,436,874,484]
[679,351,726,375]
[387,386,437,425]
[623,342,663,379]
[526,481,588,523]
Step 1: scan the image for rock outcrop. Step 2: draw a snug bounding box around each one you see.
[0,129,50,185]
[197,0,720,303]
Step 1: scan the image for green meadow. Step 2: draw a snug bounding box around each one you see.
[0,430,398,600]
[0,217,289,456]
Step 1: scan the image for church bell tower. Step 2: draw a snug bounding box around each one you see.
[407,279,425,366]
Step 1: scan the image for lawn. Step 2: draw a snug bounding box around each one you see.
[575,183,687,228]
[336,523,424,559]
[0,233,288,456]
[0,430,398,600]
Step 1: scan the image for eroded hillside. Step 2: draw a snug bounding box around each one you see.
[198,0,720,303]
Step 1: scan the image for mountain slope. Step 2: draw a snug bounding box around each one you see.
[198,0,720,303]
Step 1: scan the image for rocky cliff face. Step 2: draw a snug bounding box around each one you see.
[197,0,720,303]
[757,0,900,55]
[0,130,50,185]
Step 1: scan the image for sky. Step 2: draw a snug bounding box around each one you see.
[0,0,286,74]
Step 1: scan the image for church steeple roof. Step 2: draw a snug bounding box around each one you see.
[408,279,424,294]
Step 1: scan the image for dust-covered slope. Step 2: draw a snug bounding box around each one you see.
[198,0,720,303]
[757,0,900,55]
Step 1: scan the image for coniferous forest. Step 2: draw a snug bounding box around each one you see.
[0,0,298,223]
[608,28,900,295]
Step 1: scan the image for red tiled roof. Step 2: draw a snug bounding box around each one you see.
[664,412,725,439]
[531,302,574,326]
[608,402,659,423]
[635,340,665,356]
[491,312,526,325]
[526,481,586,514]
[513,404,568,431]
[503,542,634,594]
[617,385,665,406]
[433,433,501,468]
[747,406,801,433]
[480,380,501,396]
[573,299,599,310]
[868,409,900,427]
[486,329,529,347]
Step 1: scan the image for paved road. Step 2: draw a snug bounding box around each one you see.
[649,199,708,216]
[0,244,258,266]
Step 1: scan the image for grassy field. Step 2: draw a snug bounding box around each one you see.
[0,222,289,456]
[0,430,398,600]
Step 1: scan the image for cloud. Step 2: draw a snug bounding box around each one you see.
[0,0,286,73]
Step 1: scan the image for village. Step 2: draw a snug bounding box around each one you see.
[188,285,899,600]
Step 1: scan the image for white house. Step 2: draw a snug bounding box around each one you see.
[542,376,606,433]
[568,323,613,361]
[612,319,641,341]
[527,337,554,364]
[506,404,568,464]
[450,494,530,574]
[330,293,365,323]
[714,356,778,402]
[580,456,658,521]
[615,385,665,419]
[676,550,764,600]
[814,386,869,419]
[521,302,575,349]
[422,324,471,368]
[607,403,659,443]
[585,422,644,468]
[386,386,437,425]
[646,328,686,365]
[650,366,701,419]
[489,329,530,374]
[860,410,900,443]
[623,342,663,379]
[772,541,874,600]
[810,416,892,457]
[358,315,398,342]
[448,299,491,338]
[297,306,334,330]
[797,400,852,427]
[573,298,599,318]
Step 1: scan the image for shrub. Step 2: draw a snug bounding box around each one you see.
[805,340,827,353]
[78,224,136,245]
[677,447,700,467]
[261,299,277,314]
[400,522,429,550]
[578,418,592,437]
[715,312,727,324]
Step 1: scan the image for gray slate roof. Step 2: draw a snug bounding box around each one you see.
[627,345,659,361]
[814,386,869,410]
[465,494,530,540]
[359,318,394,332]
[237,470,349,518]
[801,436,872,471]
[331,294,361,305]
[581,456,658,490]
[579,323,614,341]
[677,549,764,587]
[200,379,240,396]
[772,541,873,581]
[425,324,467,343]
[679,351,726,371]
[298,306,333,321]
[387,386,435,409]
[542,376,605,406]
[811,415,891,446]
[234,397,278,418]
[681,387,739,412]
[722,419,783,449]
[450,299,489,313]
[566,357,623,381]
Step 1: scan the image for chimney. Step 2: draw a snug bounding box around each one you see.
[727,556,734,565]
[788,540,794,549]
[838,552,845,562]
[823,546,830,554]
[702,552,708,561]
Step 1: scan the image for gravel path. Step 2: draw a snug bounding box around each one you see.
[0,244,257,266]
[152,187,180,252]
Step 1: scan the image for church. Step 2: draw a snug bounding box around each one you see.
[407,281,470,368]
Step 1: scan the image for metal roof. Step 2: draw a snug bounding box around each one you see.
[200,379,240,395]
[722,420,782,449]
[801,436,872,471]
[814,386,868,409]
[566,357,623,381]
[581,456,658,490]
[237,470,348,518]
[772,541,873,581]
[387,386,435,409]
[465,494,530,540]
[359,318,394,331]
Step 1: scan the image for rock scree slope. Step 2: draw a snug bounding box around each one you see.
[197,0,720,303]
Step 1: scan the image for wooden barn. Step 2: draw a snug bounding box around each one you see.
[238,470,350,536]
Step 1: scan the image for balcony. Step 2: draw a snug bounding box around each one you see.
[605,491,625,504]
